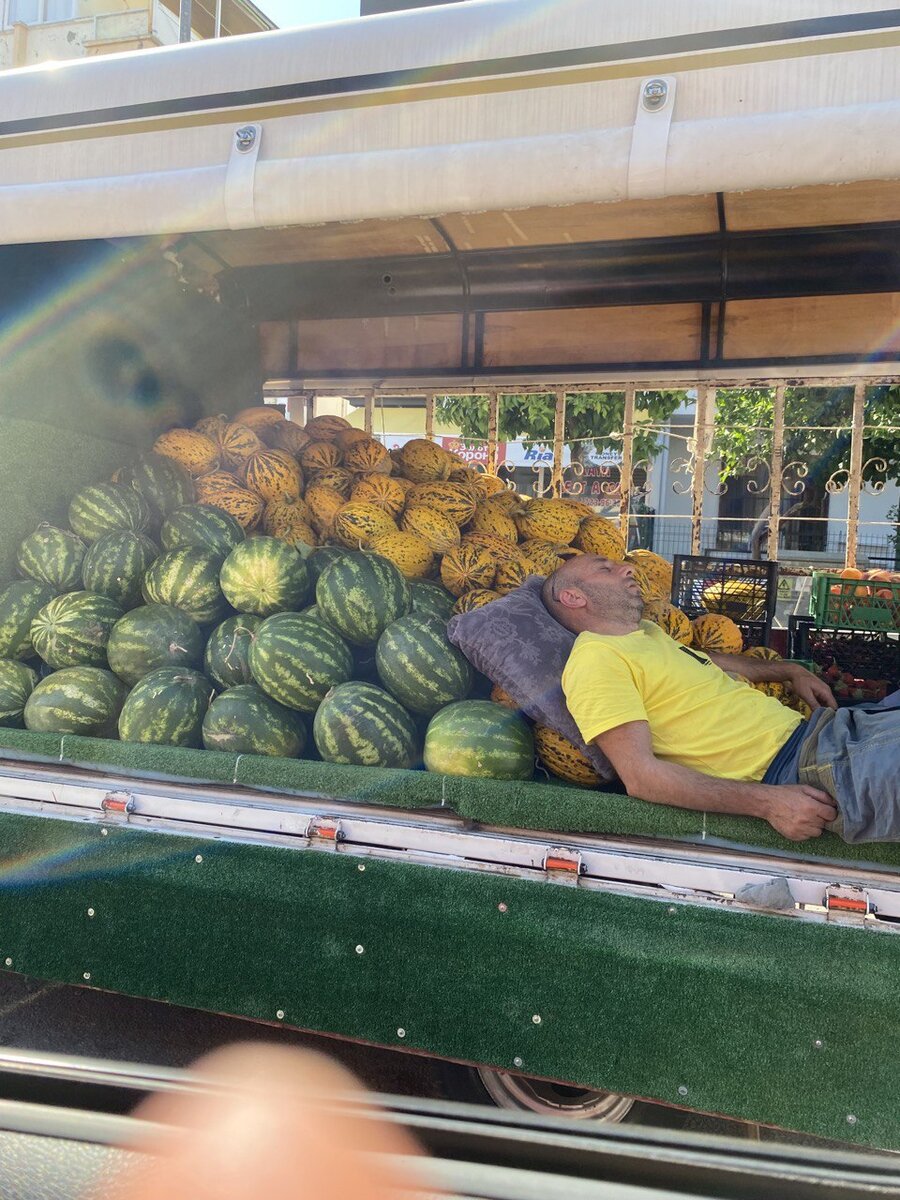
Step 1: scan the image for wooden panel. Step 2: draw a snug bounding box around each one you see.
[258,322,293,378]
[726,180,900,232]
[484,305,702,367]
[724,293,900,359]
[440,195,720,251]
[296,315,462,372]
[195,218,449,267]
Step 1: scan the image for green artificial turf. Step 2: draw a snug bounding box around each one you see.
[0,418,136,582]
[0,727,899,869]
[1,809,898,1149]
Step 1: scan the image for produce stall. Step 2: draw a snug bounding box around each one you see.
[1,0,899,1148]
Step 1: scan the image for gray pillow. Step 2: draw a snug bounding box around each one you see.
[447,576,616,784]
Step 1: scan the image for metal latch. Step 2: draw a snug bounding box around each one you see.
[308,817,345,844]
[825,885,874,919]
[101,791,134,816]
[543,849,583,879]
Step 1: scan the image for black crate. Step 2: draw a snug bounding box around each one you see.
[788,616,899,703]
[670,554,778,646]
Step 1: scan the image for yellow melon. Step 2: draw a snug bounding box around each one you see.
[153,428,219,477]
[406,482,477,527]
[452,589,502,614]
[519,539,582,576]
[691,613,743,654]
[310,467,354,498]
[241,449,303,504]
[335,427,373,452]
[344,436,392,476]
[304,414,352,441]
[514,498,584,545]
[743,645,782,660]
[233,405,284,431]
[642,600,692,645]
[400,506,461,555]
[194,476,263,531]
[469,501,519,544]
[369,532,434,579]
[301,441,343,473]
[494,558,531,594]
[263,498,317,548]
[261,420,310,458]
[461,532,525,563]
[332,502,398,549]
[220,423,264,469]
[752,680,787,701]
[490,683,519,708]
[440,544,497,596]
[305,484,346,537]
[351,473,407,518]
[397,439,453,484]
[470,474,512,502]
[534,725,601,788]
[626,550,672,601]
[574,516,627,560]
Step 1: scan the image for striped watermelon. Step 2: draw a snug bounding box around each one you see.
[24,667,128,737]
[30,591,123,670]
[17,526,86,591]
[316,551,410,647]
[68,482,151,543]
[201,684,305,757]
[81,531,159,610]
[0,581,57,660]
[106,603,204,687]
[408,579,455,623]
[160,504,245,558]
[306,546,351,585]
[424,700,535,780]
[375,614,473,715]
[142,548,228,625]
[0,660,39,727]
[204,614,262,689]
[313,682,418,768]
[120,453,194,524]
[219,536,310,617]
[118,667,213,748]
[249,613,352,712]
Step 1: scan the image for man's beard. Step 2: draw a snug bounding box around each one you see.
[585,584,644,623]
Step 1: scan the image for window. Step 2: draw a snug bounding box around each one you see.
[6,0,75,23]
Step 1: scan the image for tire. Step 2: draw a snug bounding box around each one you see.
[435,1061,672,1124]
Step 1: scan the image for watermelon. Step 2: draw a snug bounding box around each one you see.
[106,604,204,687]
[316,551,410,647]
[306,546,351,585]
[204,614,262,689]
[119,452,194,524]
[17,526,86,591]
[0,581,57,660]
[30,591,123,670]
[24,666,128,737]
[376,613,473,715]
[424,700,535,780]
[118,667,213,748]
[82,531,158,609]
[68,482,150,543]
[143,547,228,625]
[249,613,352,712]
[313,682,418,768]
[160,504,245,558]
[219,536,310,617]
[0,660,39,727]
[408,579,455,623]
[202,684,305,757]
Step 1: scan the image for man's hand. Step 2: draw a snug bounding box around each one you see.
[784,664,837,711]
[762,784,838,840]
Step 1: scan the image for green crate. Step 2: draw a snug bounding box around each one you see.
[810,572,900,632]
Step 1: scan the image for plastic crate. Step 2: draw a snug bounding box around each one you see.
[788,616,899,704]
[810,571,900,632]
[670,555,777,646]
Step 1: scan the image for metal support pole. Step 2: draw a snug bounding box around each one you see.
[179,0,192,41]
[690,385,713,555]
[766,385,786,563]
[551,389,566,498]
[487,391,499,475]
[424,391,435,442]
[619,387,636,541]
[214,0,222,37]
[363,390,375,437]
[845,381,866,568]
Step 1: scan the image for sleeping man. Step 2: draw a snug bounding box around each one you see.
[544,555,899,844]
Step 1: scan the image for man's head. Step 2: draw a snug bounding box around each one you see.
[542,554,644,635]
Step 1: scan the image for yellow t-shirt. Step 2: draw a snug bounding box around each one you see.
[561,621,802,782]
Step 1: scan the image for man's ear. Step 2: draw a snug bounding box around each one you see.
[558,586,587,610]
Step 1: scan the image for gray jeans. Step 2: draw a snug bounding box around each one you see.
[799,690,900,843]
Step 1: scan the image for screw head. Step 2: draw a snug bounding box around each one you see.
[814,1038,824,1050]
[357,864,366,872]
[4,958,11,967]
[83,972,91,981]
[195,854,203,864]
[276,1010,285,1020]
[677,1085,688,1097]
[667,906,676,914]
[497,902,508,913]
[87,908,95,917]
[397,1028,406,1038]
[355,944,364,955]
[532,1014,542,1025]
[642,78,669,111]
[847,1114,858,1126]
[100,828,108,836]
[513,1057,523,1068]
[235,125,257,151]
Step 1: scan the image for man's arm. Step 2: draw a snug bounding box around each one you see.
[595,720,837,841]
[706,652,837,710]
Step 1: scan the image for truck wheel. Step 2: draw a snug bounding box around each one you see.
[435,1062,638,1122]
